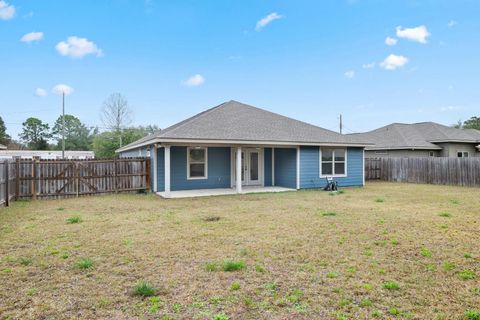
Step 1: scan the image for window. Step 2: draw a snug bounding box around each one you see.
[187,147,207,179]
[457,151,469,158]
[320,148,346,177]
[429,151,435,157]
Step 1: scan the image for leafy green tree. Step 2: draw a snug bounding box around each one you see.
[20,117,51,150]
[51,114,92,150]
[463,116,480,130]
[92,128,146,158]
[0,116,11,145]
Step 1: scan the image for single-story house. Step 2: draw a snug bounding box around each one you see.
[117,100,370,198]
[350,122,480,158]
[0,150,95,160]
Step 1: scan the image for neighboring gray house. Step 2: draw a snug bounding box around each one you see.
[0,144,6,150]
[117,100,371,198]
[0,150,95,160]
[351,122,480,158]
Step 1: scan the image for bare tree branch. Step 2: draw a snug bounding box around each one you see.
[100,93,132,132]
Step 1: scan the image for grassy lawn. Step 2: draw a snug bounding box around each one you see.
[0,182,479,320]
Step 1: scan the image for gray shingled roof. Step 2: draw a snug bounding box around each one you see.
[117,100,369,152]
[350,122,480,150]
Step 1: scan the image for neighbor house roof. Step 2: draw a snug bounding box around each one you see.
[350,122,480,150]
[0,150,95,159]
[0,144,6,150]
[117,100,371,152]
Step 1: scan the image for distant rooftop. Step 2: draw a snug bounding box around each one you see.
[350,122,480,150]
[0,144,6,150]
[0,150,95,159]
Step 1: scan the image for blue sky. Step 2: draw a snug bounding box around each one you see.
[1,0,479,139]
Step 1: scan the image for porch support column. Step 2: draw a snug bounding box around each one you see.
[152,145,158,192]
[272,148,275,186]
[236,146,242,193]
[296,146,300,190]
[164,145,171,197]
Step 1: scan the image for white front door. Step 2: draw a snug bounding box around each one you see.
[232,148,263,186]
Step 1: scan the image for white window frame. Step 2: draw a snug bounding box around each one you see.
[319,148,347,177]
[457,151,469,158]
[187,147,208,180]
[429,151,435,157]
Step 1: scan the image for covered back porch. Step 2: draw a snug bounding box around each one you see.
[152,144,300,198]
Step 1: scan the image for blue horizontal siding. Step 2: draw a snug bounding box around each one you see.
[300,146,364,188]
[264,148,272,186]
[170,147,231,191]
[156,147,165,192]
[274,148,297,189]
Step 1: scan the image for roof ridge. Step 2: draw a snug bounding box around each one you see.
[158,101,230,137]
[230,100,344,136]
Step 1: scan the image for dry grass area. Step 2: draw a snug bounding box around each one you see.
[0,182,479,320]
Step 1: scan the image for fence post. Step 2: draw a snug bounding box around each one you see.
[15,158,20,200]
[4,160,8,207]
[76,162,80,198]
[114,158,118,193]
[145,158,151,192]
[31,158,37,200]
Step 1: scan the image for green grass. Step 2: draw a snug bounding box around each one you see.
[221,260,245,272]
[383,281,400,290]
[133,280,156,297]
[465,310,480,320]
[321,211,337,216]
[75,257,94,269]
[66,216,82,224]
[1,182,479,319]
[438,212,451,218]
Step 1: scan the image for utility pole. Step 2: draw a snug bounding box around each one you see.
[62,92,65,159]
[339,114,343,134]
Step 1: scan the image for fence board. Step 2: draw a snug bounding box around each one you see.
[0,157,149,207]
[365,157,480,187]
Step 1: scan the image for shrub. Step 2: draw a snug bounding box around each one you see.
[133,280,156,297]
[75,257,94,269]
[383,281,400,290]
[66,216,82,224]
[458,270,475,280]
[465,310,480,320]
[222,260,245,272]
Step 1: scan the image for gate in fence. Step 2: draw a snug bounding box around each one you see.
[0,157,150,207]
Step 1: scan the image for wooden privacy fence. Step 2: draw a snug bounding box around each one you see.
[0,157,150,206]
[365,157,480,187]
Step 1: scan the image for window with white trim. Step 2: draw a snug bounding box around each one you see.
[457,151,469,158]
[320,148,346,176]
[187,147,208,179]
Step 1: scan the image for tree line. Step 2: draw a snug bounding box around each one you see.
[0,93,159,158]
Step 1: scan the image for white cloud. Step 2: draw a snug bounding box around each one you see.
[344,70,355,79]
[447,20,457,28]
[35,88,47,97]
[0,0,15,20]
[255,12,283,31]
[20,32,44,43]
[385,36,397,46]
[380,54,409,70]
[396,25,431,44]
[52,84,74,95]
[440,105,460,112]
[55,36,103,58]
[362,62,375,69]
[183,74,205,87]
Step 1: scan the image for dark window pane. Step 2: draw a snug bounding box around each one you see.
[250,152,258,180]
[335,162,345,175]
[334,149,345,161]
[322,149,333,161]
[189,148,205,162]
[189,164,205,177]
[322,163,333,175]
